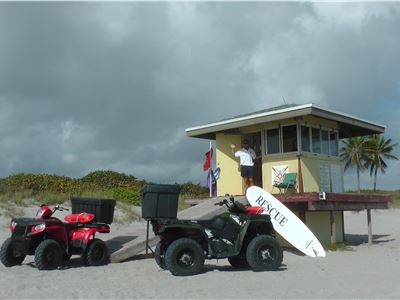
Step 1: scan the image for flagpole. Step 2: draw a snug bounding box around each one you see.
[209,140,212,198]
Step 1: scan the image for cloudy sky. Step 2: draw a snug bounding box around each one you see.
[0,2,399,190]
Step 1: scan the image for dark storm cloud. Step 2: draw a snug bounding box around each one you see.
[0,2,399,189]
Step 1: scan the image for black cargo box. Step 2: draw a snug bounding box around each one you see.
[70,197,116,224]
[141,184,181,219]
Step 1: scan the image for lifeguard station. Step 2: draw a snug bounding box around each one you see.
[186,103,390,245]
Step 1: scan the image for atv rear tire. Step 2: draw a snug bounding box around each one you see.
[83,239,109,266]
[155,241,167,270]
[165,238,204,276]
[0,238,25,267]
[246,235,283,272]
[228,254,249,268]
[34,239,62,270]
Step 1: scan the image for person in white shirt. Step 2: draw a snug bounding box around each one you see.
[230,139,258,191]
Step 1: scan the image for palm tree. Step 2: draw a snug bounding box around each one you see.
[365,134,398,192]
[340,137,368,194]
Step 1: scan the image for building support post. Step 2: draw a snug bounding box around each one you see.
[367,209,373,245]
[341,211,346,243]
[330,211,336,244]
[296,121,304,193]
[297,156,304,193]
[299,211,306,223]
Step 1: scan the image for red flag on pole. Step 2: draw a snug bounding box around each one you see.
[203,148,213,171]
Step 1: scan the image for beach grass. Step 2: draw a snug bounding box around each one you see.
[357,189,400,208]
[323,242,352,252]
[114,202,140,224]
[387,190,400,208]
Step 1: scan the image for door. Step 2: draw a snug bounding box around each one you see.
[243,132,263,187]
[215,133,243,196]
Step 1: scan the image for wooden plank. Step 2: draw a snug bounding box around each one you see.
[309,201,388,211]
[324,193,390,203]
[109,235,158,263]
[186,192,390,207]
[276,193,319,203]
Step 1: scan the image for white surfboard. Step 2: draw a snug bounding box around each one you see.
[246,186,326,258]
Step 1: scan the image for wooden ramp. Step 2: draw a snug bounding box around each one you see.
[109,196,247,263]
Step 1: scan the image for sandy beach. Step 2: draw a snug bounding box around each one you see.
[0,207,399,299]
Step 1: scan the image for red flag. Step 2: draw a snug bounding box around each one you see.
[203,148,213,171]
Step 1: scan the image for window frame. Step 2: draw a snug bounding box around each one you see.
[263,123,340,157]
[264,126,282,155]
[281,124,299,153]
[300,124,311,153]
[328,130,339,156]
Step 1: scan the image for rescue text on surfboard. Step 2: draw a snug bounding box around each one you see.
[255,195,288,227]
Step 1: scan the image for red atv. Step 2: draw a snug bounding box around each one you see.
[1,203,112,270]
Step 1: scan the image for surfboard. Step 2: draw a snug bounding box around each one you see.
[246,186,326,258]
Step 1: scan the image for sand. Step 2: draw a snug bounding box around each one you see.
[0,206,399,299]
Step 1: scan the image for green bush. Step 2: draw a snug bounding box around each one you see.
[0,170,146,195]
[108,187,141,206]
[0,173,82,193]
[0,171,210,209]
[81,170,144,190]
[178,182,208,198]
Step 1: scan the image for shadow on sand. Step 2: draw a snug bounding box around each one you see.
[199,263,287,274]
[106,235,137,253]
[344,234,394,246]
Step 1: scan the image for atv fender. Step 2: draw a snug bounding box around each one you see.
[69,227,105,250]
[235,218,275,255]
[158,223,208,250]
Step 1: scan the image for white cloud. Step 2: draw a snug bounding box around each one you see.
[0,2,399,189]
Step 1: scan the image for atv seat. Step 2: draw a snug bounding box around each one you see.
[197,214,240,242]
[64,222,81,230]
[197,216,227,231]
[64,213,95,224]
[82,223,110,229]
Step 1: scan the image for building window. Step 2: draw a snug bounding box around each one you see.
[312,127,321,154]
[264,124,339,157]
[282,125,298,152]
[265,128,280,154]
[329,131,339,156]
[321,130,329,155]
[301,125,311,152]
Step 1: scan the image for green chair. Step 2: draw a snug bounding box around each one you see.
[272,173,297,194]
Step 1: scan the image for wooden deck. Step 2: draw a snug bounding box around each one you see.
[186,192,390,211]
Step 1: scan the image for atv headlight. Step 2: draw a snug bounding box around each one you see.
[9,221,17,232]
[30,223,46,235]
[34,224,45,231]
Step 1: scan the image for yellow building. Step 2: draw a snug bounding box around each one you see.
[186,104,389,245]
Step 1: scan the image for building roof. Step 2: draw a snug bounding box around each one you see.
[185,103,386,140]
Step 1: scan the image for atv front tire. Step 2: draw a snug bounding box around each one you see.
[34,239,62,270]
[165,238,204,276]
[0,238,25,267]
[83,239,109,266]
[246,235,283,271]
[155,241,167,270]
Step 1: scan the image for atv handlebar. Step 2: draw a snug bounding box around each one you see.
[54,205,69,212]
[214,199,229,208]
[214,196,247,215]
[214,195,238,209]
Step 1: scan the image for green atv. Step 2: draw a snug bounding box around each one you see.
[150,196,283,276]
